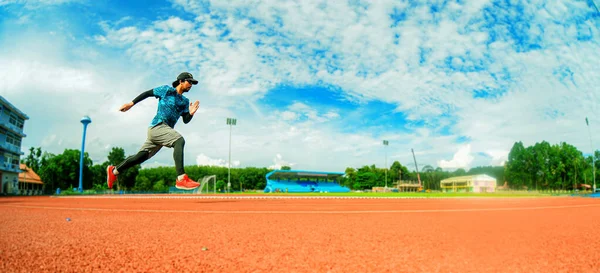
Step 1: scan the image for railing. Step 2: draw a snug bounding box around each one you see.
[0,162,20,172]
[0,118,25,136]
[0,142,23,155]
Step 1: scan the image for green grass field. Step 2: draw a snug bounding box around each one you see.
[223,191,572,198]
[56,188,592,198]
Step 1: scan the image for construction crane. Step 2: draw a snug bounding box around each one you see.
[411,148,423,191]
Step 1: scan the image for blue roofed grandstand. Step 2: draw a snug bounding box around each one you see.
[263,170,350,193]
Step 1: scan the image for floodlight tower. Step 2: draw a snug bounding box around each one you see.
[383,140,389,188]
[226,117,237,193]
[586,117,596,192]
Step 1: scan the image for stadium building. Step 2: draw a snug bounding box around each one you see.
[440,174,497,193]
[263,170,351,193]
[0,96,30,195]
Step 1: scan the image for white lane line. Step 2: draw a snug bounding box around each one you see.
[2,203,599,214]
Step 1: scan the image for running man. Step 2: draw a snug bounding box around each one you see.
[106,72,201,190]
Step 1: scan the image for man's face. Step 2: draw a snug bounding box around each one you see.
[181,79,193,92]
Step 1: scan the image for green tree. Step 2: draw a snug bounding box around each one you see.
[389,161,410,183]
[38,149,93,193]
[506,141,529,189]
[503,140,593,191]
[152,180,168,192]
[421,165,435,190]
[134,174,152,191]
[344,167,356,189]
[90,163,109,189]
[355,165,378,189]
[106,147,140,190]
[23,147,42,172]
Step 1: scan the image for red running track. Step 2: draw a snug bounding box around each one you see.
[1,196,599,273]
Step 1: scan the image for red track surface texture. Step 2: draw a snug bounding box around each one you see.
[1,196,599,273]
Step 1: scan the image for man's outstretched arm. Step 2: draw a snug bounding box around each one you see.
[182,112,193,124]
[182,100,200,124]
[119,89,154,112]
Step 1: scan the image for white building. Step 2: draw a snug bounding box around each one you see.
[440,174,497,193]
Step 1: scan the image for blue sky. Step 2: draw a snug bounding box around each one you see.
[1,0,600,173]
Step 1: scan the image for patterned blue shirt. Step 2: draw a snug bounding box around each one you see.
[150,85,190,128]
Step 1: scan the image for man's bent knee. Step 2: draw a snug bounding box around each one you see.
[173,137,185,147]
[137,150,151,160]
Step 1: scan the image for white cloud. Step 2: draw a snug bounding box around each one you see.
[0,59,99,95]
[0,29,181,166]
[278,102,340,123]
[438,144,475,170]
[486,150,509,166]
[324,111,340,119]
[97,1,494,122]
[0,0,80,8]
[196,153,240,168]
[281,111,298,121]
[288,102,310,112]
[4,0,600,174]
[139,161,170,169]
[268,154,295,170]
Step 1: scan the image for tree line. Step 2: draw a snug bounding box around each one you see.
[504,141,597,190]
[21,140,599,194]
[22,147,270,193]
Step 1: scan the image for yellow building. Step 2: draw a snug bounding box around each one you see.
[18,164,44,195]
[440,174,497,193]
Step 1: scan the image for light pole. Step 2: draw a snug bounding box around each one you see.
[79,116,91,192]
[383,140,389,188]
[586,117,596,192]
[226,117,237,193]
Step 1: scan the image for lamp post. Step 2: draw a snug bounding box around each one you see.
[586,117,596,192]
[226,117,237,193]
[383,140,389,188]
[79,116,91,192]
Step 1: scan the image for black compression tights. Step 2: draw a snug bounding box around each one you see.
[172,137,185,176]
[115,137,186,176]
[115,150,149,174]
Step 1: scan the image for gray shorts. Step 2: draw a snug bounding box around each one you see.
[139,123,183,158]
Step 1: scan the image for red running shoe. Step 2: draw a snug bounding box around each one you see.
[106,165,117,189]
[176,174,200,190]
